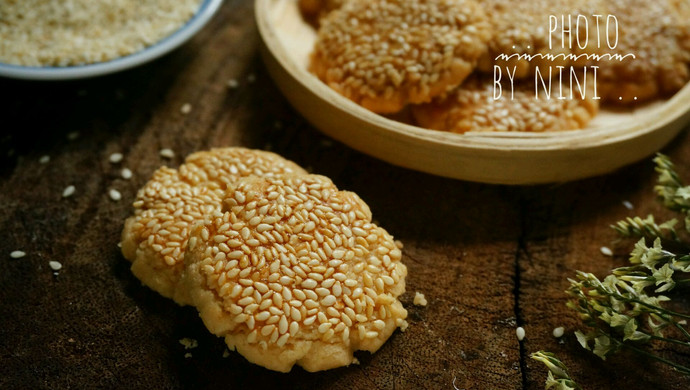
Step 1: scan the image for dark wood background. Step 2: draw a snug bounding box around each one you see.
[2,1,690,388]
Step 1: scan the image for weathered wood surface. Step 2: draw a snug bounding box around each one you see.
[1,1,690,388]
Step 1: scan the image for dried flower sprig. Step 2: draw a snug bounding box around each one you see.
[530,351,582,390]
[654,154,690,216]
[567,154,690,376]
[613,154,690,244]
[612,215,680,242]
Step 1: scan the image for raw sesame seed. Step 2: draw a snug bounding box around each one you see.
[180,103,192,114]
[159,149,175,159]
[600,246,613,257]
[109,153,123,163]
[62,185,76,198]
[516,327,526,341]
[49,261,63,271]
[109,189,122,201]
[10,250,26,259]
[552,327,565,338]
[39,155,50,164]
[121,168,133,180]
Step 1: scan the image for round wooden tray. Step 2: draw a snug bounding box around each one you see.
[255,0,690,184]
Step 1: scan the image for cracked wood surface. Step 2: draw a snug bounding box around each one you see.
[1,1,690,388]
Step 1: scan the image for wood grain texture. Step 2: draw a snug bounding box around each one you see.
[1,1,690,389]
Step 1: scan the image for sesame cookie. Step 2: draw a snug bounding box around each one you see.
[180,174,408,372]
[310,0,491,114]
[412,78,599,133]
[595,0,690,104]
[477,0,605,79]
[121,148,307,304]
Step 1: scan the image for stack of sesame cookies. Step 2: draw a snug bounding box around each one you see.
[121,147,409,372]
[306,0,690,133]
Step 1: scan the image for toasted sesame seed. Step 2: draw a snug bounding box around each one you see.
[62,185,76,198]
[413,292,427,306]
[39,155,50,164]
[516,327,526,341]
[373,320,386,330]
[320,295,336,306]
[276,333,290,347]
[109,189,122,201]
[109,153,123,163]
[121,168,133,180]
[10,250,26,259]
[365,331,379,339]
[552,327,565,338]
[159,148,175,159]
[179,338,198,349]
[600,246,613,257]
[49,261,63,271]
[318,322,332,333]
[0,1,203,67]
[180,103,192,115]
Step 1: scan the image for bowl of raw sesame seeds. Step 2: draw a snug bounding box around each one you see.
[256,0,690,184]
[0,0,223,80]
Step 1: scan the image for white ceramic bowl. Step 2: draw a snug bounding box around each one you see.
[0,0,223,81]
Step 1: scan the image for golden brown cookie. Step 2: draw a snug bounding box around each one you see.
[180,174,408,372]
[412,77,599,133]
[477,0,605,79]
[121,148,307,304]
[595,0,690,104]
[310,0,491,114]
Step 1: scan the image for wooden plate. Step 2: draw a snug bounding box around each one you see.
[255,0,690,184]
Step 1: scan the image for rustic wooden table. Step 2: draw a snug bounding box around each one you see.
[2,1,690,389]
